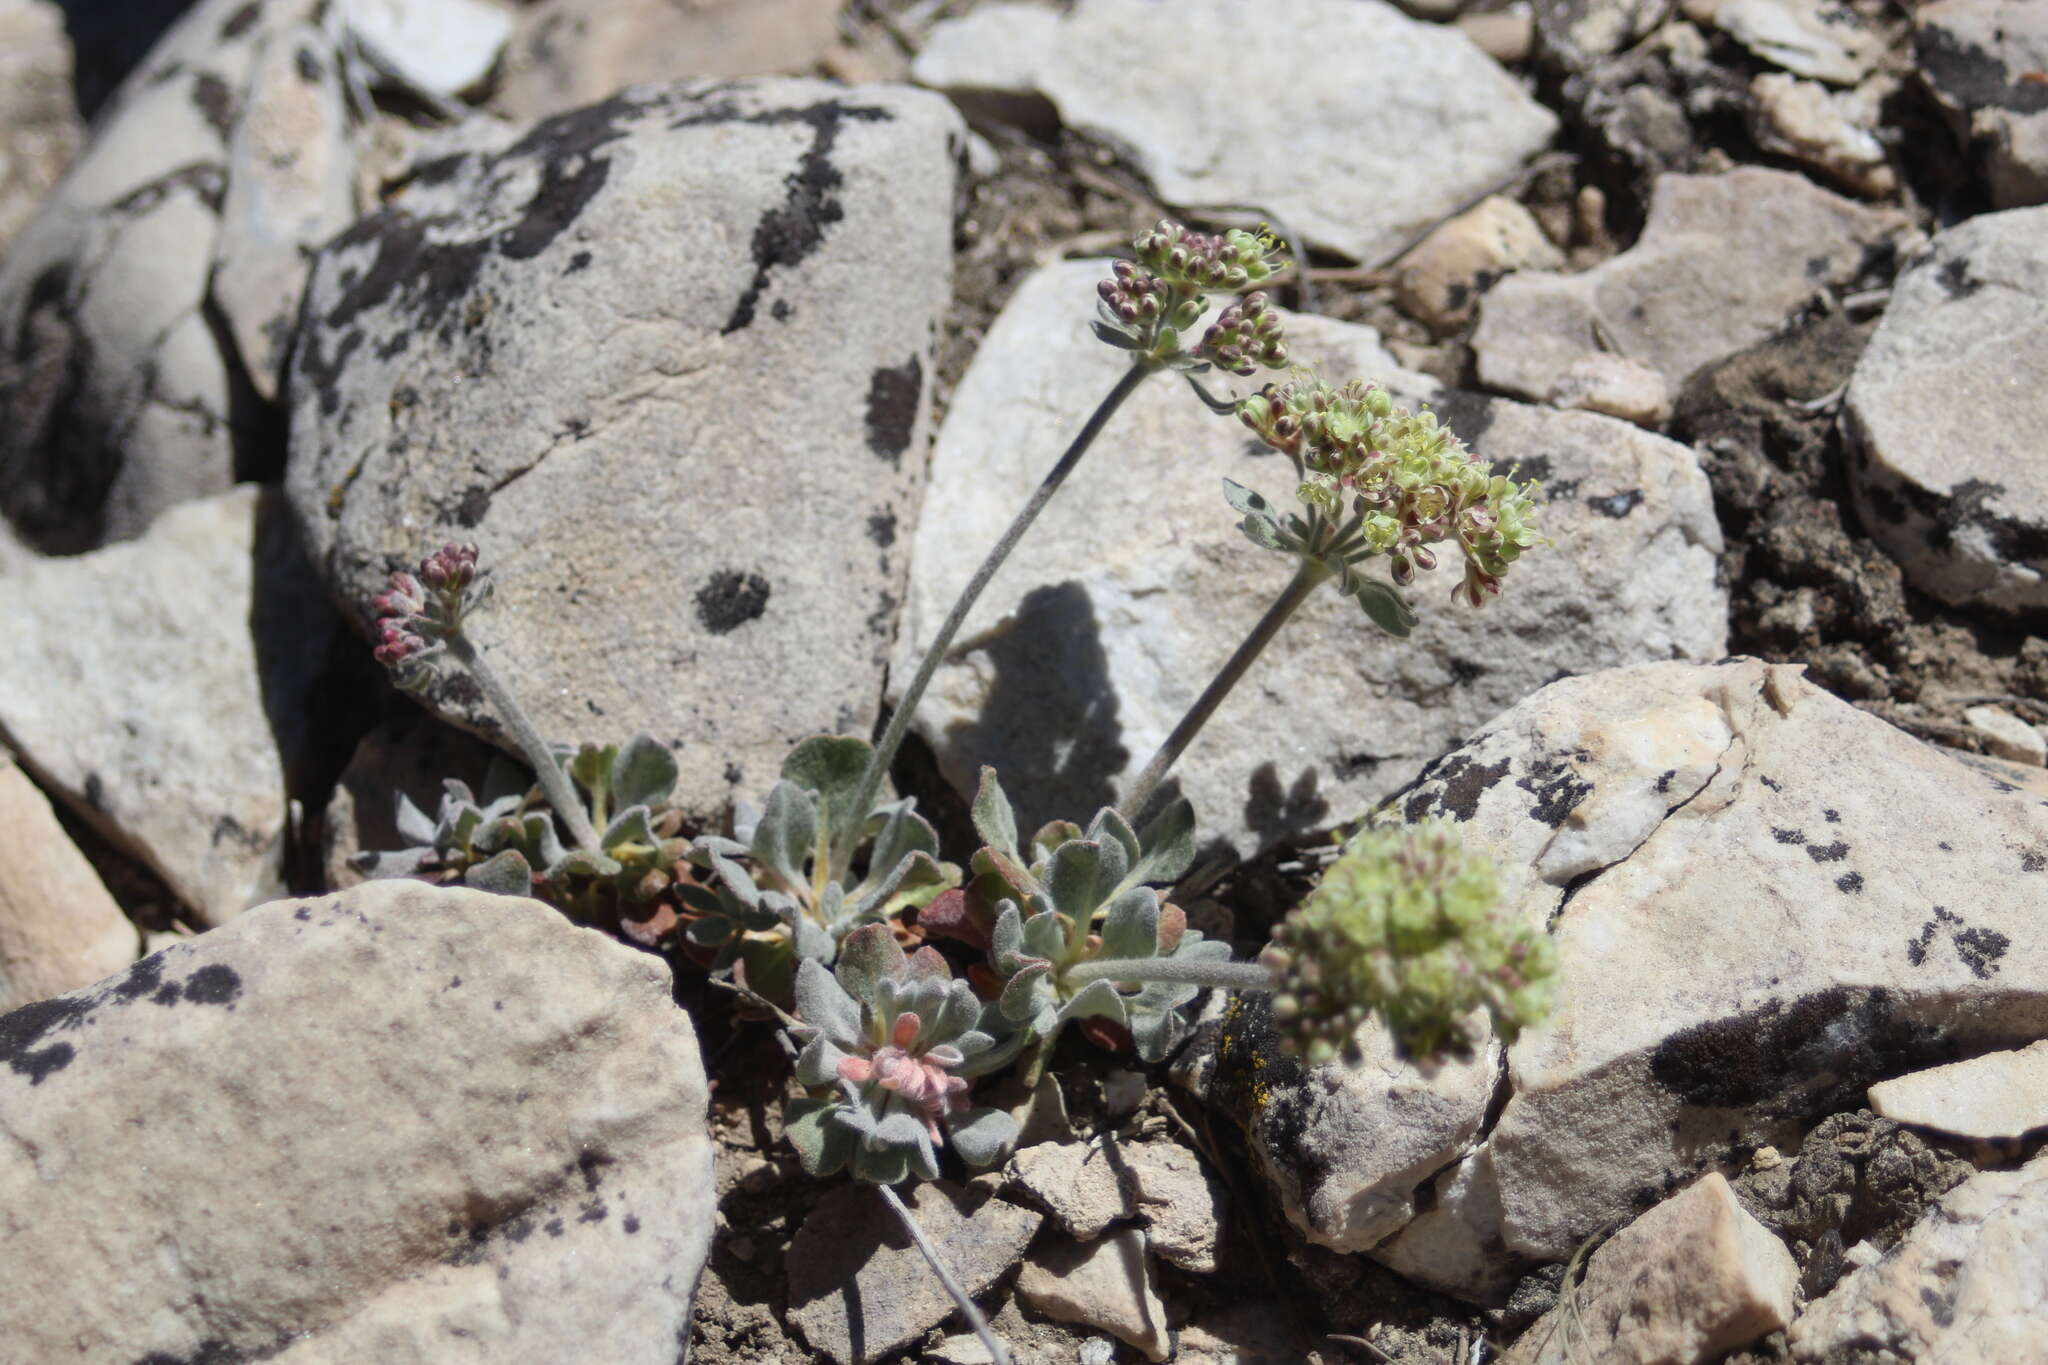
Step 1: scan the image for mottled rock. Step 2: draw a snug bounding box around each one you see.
[912,0,1556,263]
[0,487,342,925]
[1395,195,1564,334]
[0,0,354,550]
[1749,72,1896,198]
[0,0,82,255]
[1388,659,2048,1263]
[1369,1147,1520,1303]
[1790,1149,2048,1362]
[1475,168,1911,401]
[1535,0,1677,70]
[1507,1174,1797,1365]
[346,0,516,100]
[898,259,1726,857]
[287,80,960,826]
[1713,0,1897,85]
[1007,1140,1128,1240]
[494,0,844,120]
[1844,206,2048,616]
[786,1180,1042,1365]
[1868,1040,2048,1140]
[1015,1228,1169,1363]
[1917,0,2048,208]
[0,881,714,1363]
[0,752,137,1013]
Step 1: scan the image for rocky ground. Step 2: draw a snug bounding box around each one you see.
[3,1,2047,1363]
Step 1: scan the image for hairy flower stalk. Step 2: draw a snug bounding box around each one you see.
[1262,819,1556,1062]
[833,220,1291,872]
[1118,374,1543,823]
[371,543,601,853]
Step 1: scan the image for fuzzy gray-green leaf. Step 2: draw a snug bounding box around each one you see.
[947,1106,1020,1168]
[464,849,533,897]
[750,781,816,889]
[780,735,873,854]
[611,733,678,811]
[1354,580,1417,637]
[1097,887,1159,961]
[972,767,1020,861]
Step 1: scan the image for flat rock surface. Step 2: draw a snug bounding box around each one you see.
[1006,1139,1128,1240]
[1474,168,1911,401]
[1844,205,2048,616]
[785,1180,1042,1365]
[0,486,340,926]
[1867,1039,2048,1140]
[0,881,714,1363]
[1790,1148,2048,1362]
[286,79,961,826]
[1014,1228,1169,1363]
[1389,658,2048,1264]
[912,0,1557,263]
[898,259,1725,857]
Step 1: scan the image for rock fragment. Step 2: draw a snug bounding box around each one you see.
[1867,1039,2048,1140]
[0,751,137,1013]
[1015,1228,1170,1363]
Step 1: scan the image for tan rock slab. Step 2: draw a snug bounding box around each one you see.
[1510,1173,1796,1365]
[1868,1039,2048,1140]
[0,752,136,1013]
[1015,1228,1169,1363]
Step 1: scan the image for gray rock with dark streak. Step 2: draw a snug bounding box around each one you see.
[286,79,961,826]
[1387,659,2048,1270]
[1844,205,2048,617]
[0,0,355,550]
[0,880,714,1363]
[1916,0,2048,208]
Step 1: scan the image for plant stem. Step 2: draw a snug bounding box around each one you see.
[1061,957,1275,992]
[834,359,1156,870]
[1117,557,1331,824]
[876,1183,1013,1365]
[447,633,601,852]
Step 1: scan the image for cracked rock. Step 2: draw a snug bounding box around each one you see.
[1474,168,1912,402]
[1867,1040,2048,1140]
[0,0,358,551]
[286,79,961,827]
[1015,1228,1170,1363]
[1789,1148,2048,1361]
[1006,1139,1129,1240]
[1506,1173,1797,1365]
[0,880,714,1363]
[1388,658,2048,1264]
[0,486,342,926]
[912,0,1556,263]
[1916,0,2048,208]
[1121,1137,1226,1274]
[1844,205,2048,616]
[897,259,1726,858]
[786,1180,1041,1365]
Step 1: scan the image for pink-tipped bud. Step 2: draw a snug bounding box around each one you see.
[890,1011,922,1049]
[837,1056,875,1084]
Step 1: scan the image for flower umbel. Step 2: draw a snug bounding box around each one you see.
[1261,819,1556,1063]
[370,542,491,675]
[1094,219,1290,371]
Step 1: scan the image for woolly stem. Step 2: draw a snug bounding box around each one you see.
[835,359,1156,871]
[446,633,601,852]
[1061,958,1275,992]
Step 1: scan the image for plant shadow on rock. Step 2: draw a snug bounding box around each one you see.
[946,580,1127,838]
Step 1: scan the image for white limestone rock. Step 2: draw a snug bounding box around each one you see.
[1386,658,2048,1264]
[1475,168,1912,401]
[1713,0,1897,85]
[1395,195,1564,334]
[344,0,516,100]
[1748,71,1895,199]
[912,0,1557,263]
[0,0,83,256]
[1843,206,2048,616]
[898,259,1726,858]
[0,486,342,926]
[0,881,714,1363]
[286,80,962,827]
[1015,1228,1171,1363]
[1790,1149,2048,1362]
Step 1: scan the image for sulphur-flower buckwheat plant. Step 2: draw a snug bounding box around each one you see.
[1262,819,1558,1064]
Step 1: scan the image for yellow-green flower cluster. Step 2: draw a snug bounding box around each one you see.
[1260,820,1555,1064]
[1131,220,1288,293]
[1237,374,1544,605]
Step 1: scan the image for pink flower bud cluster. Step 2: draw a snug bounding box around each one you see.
[835,1011,970,1143]
[1195,292,1287,375]
[371,543,485,670]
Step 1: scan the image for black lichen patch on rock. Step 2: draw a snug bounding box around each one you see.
[865,356,922,466]
[1516,755,1593,828]
[1585,489,1643,518]
[698,98,894,334]
[1649,987,1950,1118]
[1395,751,1513,824]
[2,953,240,1085]
[695,570,771,634]
[0,994,90,1085]
[1905,905,2011,979]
